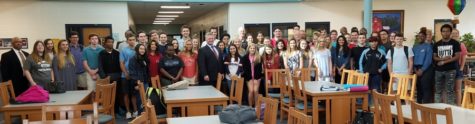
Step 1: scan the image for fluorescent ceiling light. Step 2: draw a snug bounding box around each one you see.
[154,20,172,23]
[161,6,190,9]
[158,11,184,14]
[155,18,175,21]
[153,23,169,25]
[156,15,179,18]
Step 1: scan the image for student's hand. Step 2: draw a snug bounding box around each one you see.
[31,82,37,86]
[378,69,383,73]
[442,56,452,60]
[125,73,130,80]
[437,61,445,66]
[416,69,423,76]
[204,75,210,81]
[224,62,230,65]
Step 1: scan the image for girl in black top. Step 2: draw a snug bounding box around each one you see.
[242,44,263,107]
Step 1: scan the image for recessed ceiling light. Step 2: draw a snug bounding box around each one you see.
[161,6,190,9]
[156,15,179,18]
[153,23,170,25]
[154,20,172,23]
[155,18,175,21]
[158,11,184,14]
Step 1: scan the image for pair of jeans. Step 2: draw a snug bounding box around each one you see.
[434,70,456,105]
[416,66,434,103]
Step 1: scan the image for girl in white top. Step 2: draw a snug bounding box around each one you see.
[313,39,333,81]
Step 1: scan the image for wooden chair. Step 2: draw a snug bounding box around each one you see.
[130,101,159,124]
[256,95,279,124]
[96,76,110,85]
[340,69,354,84]
[151,75,162,89]
[265,69,290,99]
[349,71,369,86]
[465,78,475,89]
[137,81,147,106]
[387,73,417,102]
[461,86,475,109]
[216,73,224,91]
[287,107,312,124]
[279,72,293,121]
[95,82,117,124]
[229,76,244,105]
[41,102,98,122]
[145,101,160,124]
[291,76,316,114]
[410,101,453,124]
[0,80,15,106]
[298,68,317,82]
[372,90,404,124]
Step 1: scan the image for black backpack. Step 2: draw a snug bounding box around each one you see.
[146,87,167,115]
[390,46,409,60]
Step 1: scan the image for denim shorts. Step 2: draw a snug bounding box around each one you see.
[456,70,464,80]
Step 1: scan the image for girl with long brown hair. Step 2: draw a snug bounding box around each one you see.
[23,40,54,88]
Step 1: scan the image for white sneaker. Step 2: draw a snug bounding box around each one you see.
[126,112,132,119]
[132,111,138,117]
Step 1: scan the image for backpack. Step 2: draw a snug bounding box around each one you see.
[390,46,409,60]
[219,104,257,124]
[146,87,167,115]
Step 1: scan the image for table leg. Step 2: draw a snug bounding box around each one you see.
[181,107,186,117]
[326,99,330,124]
[4,112,11,124]
[167,105,173,118]
[363,95,369,111]
[312,97,318,124]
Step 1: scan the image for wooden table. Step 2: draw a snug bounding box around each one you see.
[163,86,229,117]
[167,115,263,124]
[0,90,92,124]
[24,118,91,124]
[303,81,369,124]
[390,103,475,124]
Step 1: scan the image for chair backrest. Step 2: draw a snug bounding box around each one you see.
[145,101,158,124]
[288,107,312,124]
[349,72,369,86]
[129,112,148,124]
[292,76,307,105]
[230,76,244,105]
[137,81,147,105]
[42,102,98,121]
[465,79,475,88]
[410,101,453,124]
[265,69,290,97]
[95,82,116,115]
[297,68,317,82]
[461,86,475,109]
[372,90,404,124]
[387,73,417,102]
[280,72,292,103]
[216,73,224,91]
[96,76,110,85]
[151,75,162,89]
[0,80,15,106]
[341,69,354,84]
[256,95,279,124]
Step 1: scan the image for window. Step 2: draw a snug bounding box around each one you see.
[305,22,330,39]
[244,23,271,41]
[272,22,298,40]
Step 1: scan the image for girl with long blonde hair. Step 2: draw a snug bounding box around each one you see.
[242,43,263,107]
[52,39,78,90]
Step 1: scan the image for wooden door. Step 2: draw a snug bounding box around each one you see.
[82,27,111,46]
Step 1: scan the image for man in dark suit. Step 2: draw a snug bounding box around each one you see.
[198,32,223,86]
[1,37,30,96]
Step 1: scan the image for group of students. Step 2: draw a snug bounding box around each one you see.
[0,23,467,119]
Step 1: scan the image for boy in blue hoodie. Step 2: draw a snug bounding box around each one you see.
[359,36,387,92]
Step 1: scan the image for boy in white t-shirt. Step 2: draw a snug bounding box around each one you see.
[386,33,414,92]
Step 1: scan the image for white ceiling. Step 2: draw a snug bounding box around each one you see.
[128,2,226,24]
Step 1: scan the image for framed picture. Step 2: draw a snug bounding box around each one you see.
[372,10,405,34]
[0,38,28,49]
[434,19,453,42]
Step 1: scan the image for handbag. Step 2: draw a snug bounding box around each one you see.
[47,81,66,93]
[353,110,374,124]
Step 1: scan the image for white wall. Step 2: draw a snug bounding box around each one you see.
[0,1,129,56]
[187,4,229,35]
[228,0,475,44]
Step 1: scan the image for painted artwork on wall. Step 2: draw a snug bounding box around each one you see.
[372,10,405,34]
[0,38,28,49]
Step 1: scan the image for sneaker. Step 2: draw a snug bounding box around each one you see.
[132,111,138,117]
[125,112,132,119]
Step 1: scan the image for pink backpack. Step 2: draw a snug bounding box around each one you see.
[16,85,50,103]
